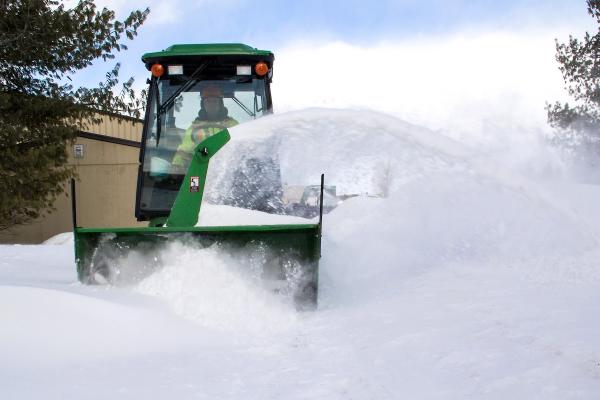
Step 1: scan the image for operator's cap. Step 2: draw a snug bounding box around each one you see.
[201,84,223,98]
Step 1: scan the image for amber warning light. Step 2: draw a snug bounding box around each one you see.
[255,61,269,76]
[151,63,165,77]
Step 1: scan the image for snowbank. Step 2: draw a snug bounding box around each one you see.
[42,232,74,245]
[198,203,314,226]
[2,108,600,398]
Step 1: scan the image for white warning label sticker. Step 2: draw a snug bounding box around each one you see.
[190,176,200,192]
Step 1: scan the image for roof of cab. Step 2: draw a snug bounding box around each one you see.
[141,43,273,62]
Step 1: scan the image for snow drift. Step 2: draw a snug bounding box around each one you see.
[2,108,600,399]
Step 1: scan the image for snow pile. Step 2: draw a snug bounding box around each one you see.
[2,108,600,398]
[321,176,600,307]
[198,203,313,226]
[208,108,470,198]
[42,232,74,245]
[0,285,193,367]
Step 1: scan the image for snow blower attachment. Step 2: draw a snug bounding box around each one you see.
[72,44,322,309]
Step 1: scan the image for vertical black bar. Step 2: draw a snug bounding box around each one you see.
[264,75,274,114]
[318,173,324,237]
[135,76,154,221]
[70,177,81,274]
[70,178,77,229]
[155,77,162,146]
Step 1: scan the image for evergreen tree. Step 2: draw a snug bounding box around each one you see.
[547,0,600,159]
[0,0,149,230]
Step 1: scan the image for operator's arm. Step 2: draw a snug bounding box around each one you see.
[172,119,237,171]
[171,126,195,170]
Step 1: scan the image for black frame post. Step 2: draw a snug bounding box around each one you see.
[70,178,77,229]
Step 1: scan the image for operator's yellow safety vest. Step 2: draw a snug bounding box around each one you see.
[172,117,238,167]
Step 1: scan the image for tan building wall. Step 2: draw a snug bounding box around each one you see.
[71,137,146,230]
[83,113,143,142]
[0,114,146,244]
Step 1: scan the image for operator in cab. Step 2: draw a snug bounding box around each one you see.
[171,84,238,171]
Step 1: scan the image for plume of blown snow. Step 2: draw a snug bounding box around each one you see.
[134,240,298,335]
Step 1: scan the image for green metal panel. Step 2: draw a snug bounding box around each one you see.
[166,129,230,227]
[142,43,273,62]
[74,223,320,309]
[76,224,319,234]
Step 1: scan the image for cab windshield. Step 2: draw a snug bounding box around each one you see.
[155,77,267,130]
[136,76,270,219]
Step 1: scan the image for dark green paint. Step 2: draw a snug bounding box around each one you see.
[74,223,320,308]
[148,216,168,227]
[142,43,273,62]
[77,224,318,234]
[166,129,230,227]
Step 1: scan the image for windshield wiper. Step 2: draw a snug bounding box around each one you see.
[157,62,208,116]
[155,62,208,146]
[231,96,255,118]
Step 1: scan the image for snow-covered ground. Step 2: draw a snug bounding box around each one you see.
[2,108,600,399]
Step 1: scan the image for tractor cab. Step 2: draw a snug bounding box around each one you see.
[135,43,275,223]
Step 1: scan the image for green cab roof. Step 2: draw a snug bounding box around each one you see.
[142,43,273,62]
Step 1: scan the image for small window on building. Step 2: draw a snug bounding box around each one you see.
[74,144,84,159]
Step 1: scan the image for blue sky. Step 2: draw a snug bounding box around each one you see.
[80,0,594,134]
[99,0,590,57]
[129,1,582,45]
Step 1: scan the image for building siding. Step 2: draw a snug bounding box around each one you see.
[0,114,146,244]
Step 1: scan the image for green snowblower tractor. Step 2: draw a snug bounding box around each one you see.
[72,44,323,309]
